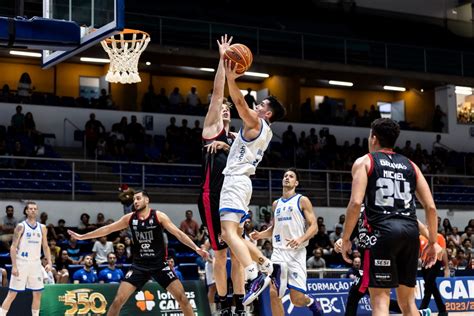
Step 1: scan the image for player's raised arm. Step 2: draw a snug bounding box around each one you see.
[203,35,232,137]
[157,211,209,260]
[224,60,260,130]
[68,213,132,240]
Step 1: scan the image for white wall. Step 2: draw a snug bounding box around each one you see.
[0,99,472,152]
[1,199,470,232]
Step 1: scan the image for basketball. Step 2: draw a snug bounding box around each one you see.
[223,43,253,74]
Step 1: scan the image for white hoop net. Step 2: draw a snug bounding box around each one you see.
[101,30,150,84]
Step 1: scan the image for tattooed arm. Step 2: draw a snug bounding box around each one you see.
[10,223,24,277]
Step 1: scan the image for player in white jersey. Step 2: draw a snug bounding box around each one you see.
[220,57,286,306]
[0,201,52,316]
[251,168,322,315]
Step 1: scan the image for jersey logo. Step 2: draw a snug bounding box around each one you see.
[374,259,391,267]
[132,219,138,225]
[275,235,281,242]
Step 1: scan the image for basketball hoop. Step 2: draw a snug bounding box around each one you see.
[101,29,150,84]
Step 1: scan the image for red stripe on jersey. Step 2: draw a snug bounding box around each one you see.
[367,153,375,176]
[203,164,218,250]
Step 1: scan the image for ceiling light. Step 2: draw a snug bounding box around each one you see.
[80,57,110,63]
[199,68,215,72]
[10,50,42,58]
[420,89,424,92]
[329,80,353,87]
[383,85,406,92]
[145,61,151,66]
[244,71,270,78]
[455,86,472,95]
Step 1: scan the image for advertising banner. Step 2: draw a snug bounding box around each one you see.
[40,280,210,315]
[259,277,474,315]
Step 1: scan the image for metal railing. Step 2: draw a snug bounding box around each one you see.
[0,156,473,207]
[126,14,474,77]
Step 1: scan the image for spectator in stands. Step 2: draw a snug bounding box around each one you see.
[98,88,114,109]
[49,239,61,264]
[65,236,83,264]
[0,267,7,287]
[329,224,343,249]
[462,239,474,255]
[368,104,381,122]
[191,120,203,162]
[442,218,453,235]
[455,249,468,268]
[346,104,359,126]
[448,227,461,247]
[39,212,57,240]
[206,89,213,105]
[96,213,106,227]
[127,115,145,143]
[98,253,124,283]
[261,240,273,259]
[0,205,17,250]
[115,243,130,264]
[73,255,98,284]
[118,184,135,214]
[300,98,313,123]
[346,257,361,280]
[462,227,474,244]
[307,248,326,269]
[401,140,414,158]
[179,210,199,241]
[78,213,95,233]
[166,117,180,145]
[55,250,73,283]
[312,224,331,256]
[282,125,297,160]
[244,88,257,109]
[142,85,157,112]
[11,141,27,168]
[446,240,457,259]
[169,87,183,107]
[334,214,345,231]
[1,84,10,101]
[157,88,170,110]
[55,219,68,241]
[432,134,451,154]
[42,255,56,285]
[259,212,273,231]
[24,112,37,137]
[317,216,324,228]
[186,86,201,110]
[92,236,114,265]
[433,105,446,133]
[11,105,25,134]
[17,72,32,102]
[123,236,132,258]
[179,119,192,157]
[84,113,105,158]
[196,225,209,246]
[167,257,183,281]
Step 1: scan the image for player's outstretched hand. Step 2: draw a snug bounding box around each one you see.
[249,231,260,241]
[67,229,85,240]
[334,238,343,253]
[224,59,244,81]
[341,239,353,264]
[205,141,229,154]
[421,243,437,269]
[197,248,210,261]
[217,34,233,58]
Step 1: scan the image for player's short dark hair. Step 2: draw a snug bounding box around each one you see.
[370,118,400,148]
[265,96,286,123]
[134,190,150,198]
[6,205,13,210]
[25,201,36,208]
[285,167,300,181]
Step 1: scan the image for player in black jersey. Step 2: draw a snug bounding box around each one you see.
[198,34,245,315]
[68,191,208,316]
[340,118,438,316]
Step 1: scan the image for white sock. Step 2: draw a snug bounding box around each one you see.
[306,296,315,306]
[1,308,9,316]
[258,257,273,274]
[32,309,39,316]
[244,262,259,281]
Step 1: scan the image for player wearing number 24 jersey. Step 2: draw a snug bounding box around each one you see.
[340,118,439,316]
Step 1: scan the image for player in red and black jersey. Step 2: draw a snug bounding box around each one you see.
[340,118,439,316]
[69,191,208,316]
[197,34,245,315]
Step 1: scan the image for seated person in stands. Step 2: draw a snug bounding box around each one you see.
[0,267,7,287]
[167,257,183,281]
[49,239,61,264]
[115,243,131,264]
[65,236,83,264]
[307,248,326,269]
[92,236,114,265]
[0,205,18,251]
[55,250,73,284]
[346,257,361,280]
[54,219,68,241]
[96,213,106,227]
[72,255,98,284]
[98,253,124,284]
[78,213,96,233]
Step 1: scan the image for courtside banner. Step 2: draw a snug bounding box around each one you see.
[40,280,210,315]
[259,277,474,315]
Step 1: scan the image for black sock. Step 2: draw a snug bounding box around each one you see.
[234,294,244,311]
[218,295,229,309]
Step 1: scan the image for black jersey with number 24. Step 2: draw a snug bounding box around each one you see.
[365,151,417,230]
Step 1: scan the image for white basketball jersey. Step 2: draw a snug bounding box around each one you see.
[272,194,308,250]
[17,221,42,261]
[223,119,272,176]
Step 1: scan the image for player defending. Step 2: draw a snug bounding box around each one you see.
[68,191,208,316]
[340,118,438,316]
[251,168,322,315]
[220,57,286,306]
[1,202,52,316]
[199,34,247,315]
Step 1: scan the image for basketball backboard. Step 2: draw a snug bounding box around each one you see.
[42,0,124,69]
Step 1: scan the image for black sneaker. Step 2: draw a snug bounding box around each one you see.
[218,307,232,316]
[242,273,271,306]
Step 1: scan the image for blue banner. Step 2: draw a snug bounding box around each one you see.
[258,277,474,315]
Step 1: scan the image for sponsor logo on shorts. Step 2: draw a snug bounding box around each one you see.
[375,273,392,281]
[125,270,133,279]
[374,259,391,267]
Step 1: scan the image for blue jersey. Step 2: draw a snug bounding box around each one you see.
[73,268,98,283]
[98,267,124,283]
